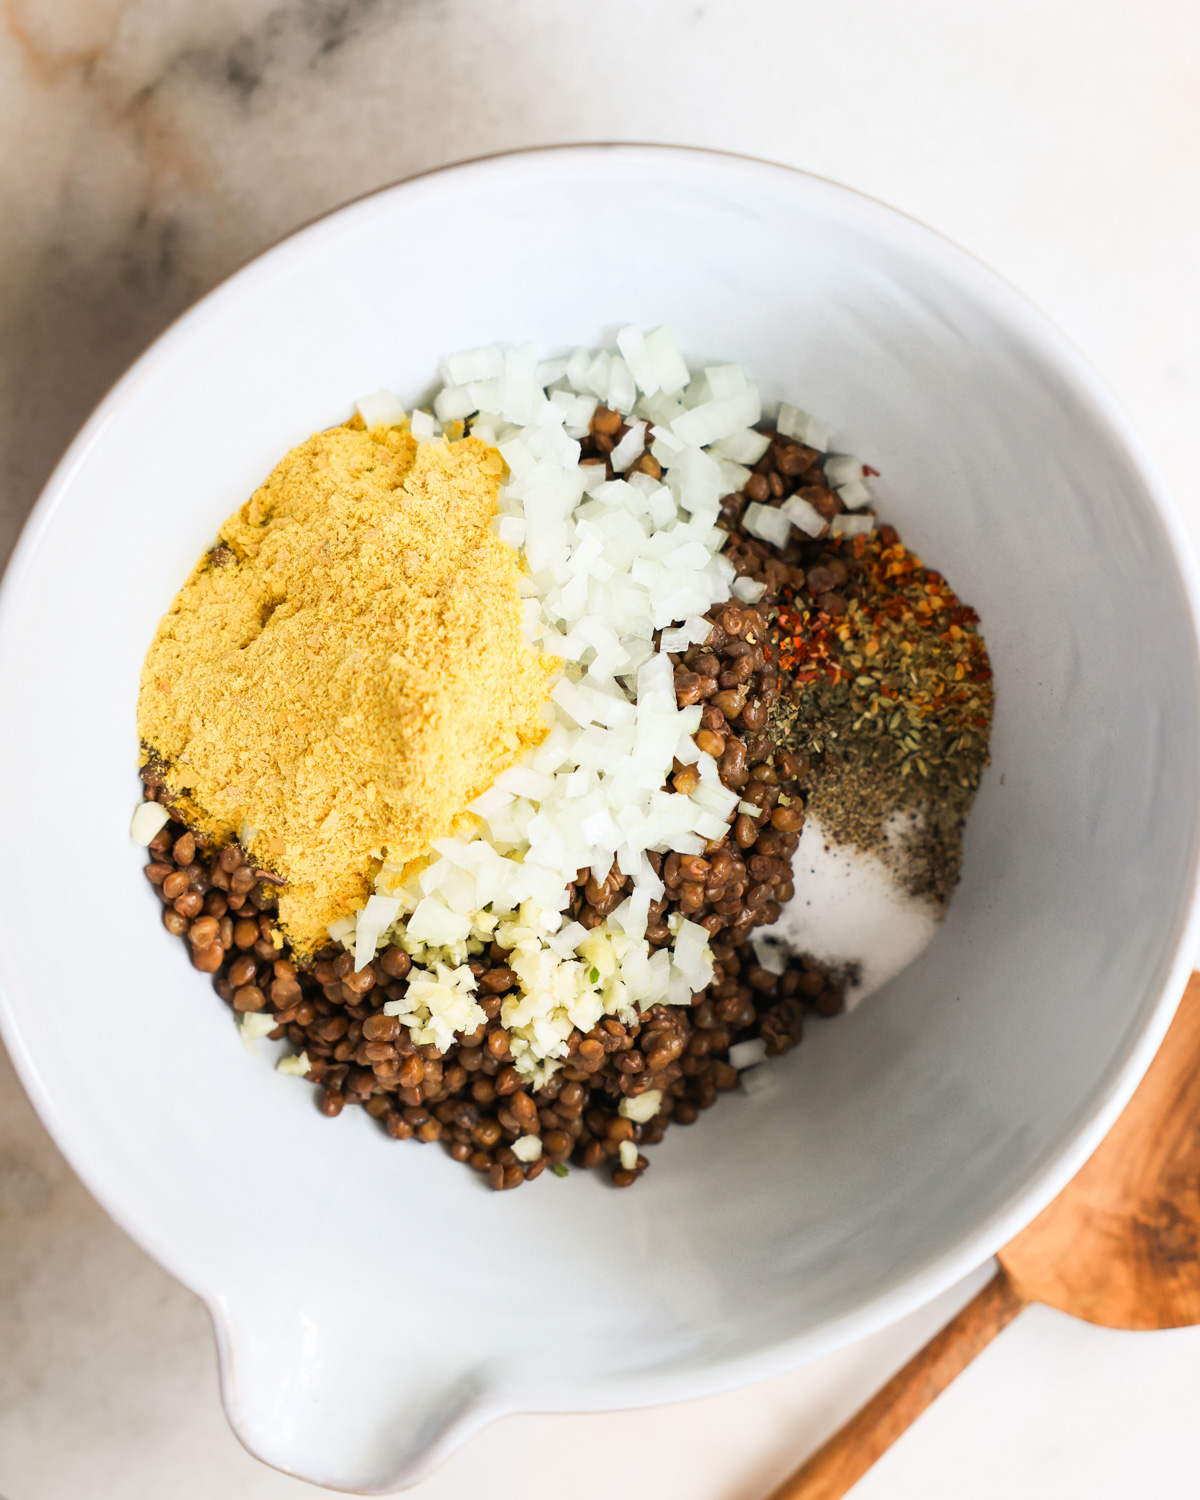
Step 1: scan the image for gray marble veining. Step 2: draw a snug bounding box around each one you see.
[1,0,523,565]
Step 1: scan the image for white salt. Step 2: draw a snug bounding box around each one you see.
[764,814,941,1009]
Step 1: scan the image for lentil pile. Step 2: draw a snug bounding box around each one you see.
[135,336,993,1191]
[139,814,843,1189]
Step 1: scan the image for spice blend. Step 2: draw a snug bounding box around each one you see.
[768,528,993,903]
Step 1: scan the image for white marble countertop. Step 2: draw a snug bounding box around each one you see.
[3,1,1200,1495]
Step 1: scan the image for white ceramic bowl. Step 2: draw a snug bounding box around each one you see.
[2,146,1199,1493]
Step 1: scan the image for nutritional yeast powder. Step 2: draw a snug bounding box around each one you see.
[138,419,554,953]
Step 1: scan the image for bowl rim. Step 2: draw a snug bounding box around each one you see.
[3,141,1200,1489]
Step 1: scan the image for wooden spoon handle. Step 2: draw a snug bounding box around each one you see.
[766,1269,1027,1500]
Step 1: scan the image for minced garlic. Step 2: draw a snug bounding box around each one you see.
[374,890,666,1087]
[138,418,555,953]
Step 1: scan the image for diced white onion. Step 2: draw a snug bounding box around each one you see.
[360,892,402,929]
[643,327,690,395]
[837,478,874,510]
[742,502,792,548]
[673,919,713,989]
[618,1139,639,1171]
[503,343,539,425]
[729,1037,769,1070]
[732,577,767,603]
[495,515,526,547]
[830,513,876,539]
[682,615,712,645]
[610,421,646,473]
[443,346,504,385]
[752,937,788,974]
[535,358,568,387]
[823,454,864,487]
[355,388,406,428]
[433,384,477,423]
[277,1051,311,1077]
[406,897,472,947]
[705,365,746,400]
[776,403,829,451]
[616,326,660,396]
[511,1135,543,1162]
[130,800,169,846]
[781,494,827,538]
[714,428,771,465]
[352,892,403,969]
[565,347,593,391]
[469,784,515,817]
[607,356,637,415]
[716,458,752,496]
[497,764,556,800]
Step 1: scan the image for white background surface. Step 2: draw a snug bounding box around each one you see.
[2,1,1199,1496]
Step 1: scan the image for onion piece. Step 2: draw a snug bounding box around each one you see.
[673,918,714,989]
[502,343,539,425]
[607,356,638,415]
[643,327,690,395]
[616,326,660,396]
[742,502,792,548]
[130,800,170,846]
[443,346,504,385]
[752,937,788,975]
[712,428,771,465]
[406,897,472,947]
[704,364,747,400]
[610,421,647,473]
[776,403,829,451]
[729,1037,768,1070]
[781,494,828,538]
[355,389,406,428]
[823,454,865,487]
[830,513,876,539]
[433,384,476,423]
[837,478,874,510]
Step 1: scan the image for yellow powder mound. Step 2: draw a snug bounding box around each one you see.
[139,419,554,954]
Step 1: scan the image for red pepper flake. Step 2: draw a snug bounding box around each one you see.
[769,531,994,790]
